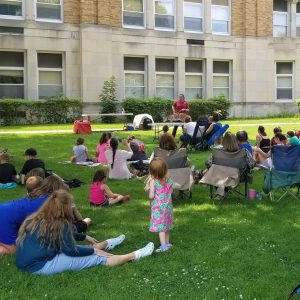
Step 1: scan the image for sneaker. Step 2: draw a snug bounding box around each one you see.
[105,234,126,250]
[134,242,154,260]
[122,195,130,201]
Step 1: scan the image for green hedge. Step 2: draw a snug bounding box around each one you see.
[0,97,82,125]
[122,95,232,122]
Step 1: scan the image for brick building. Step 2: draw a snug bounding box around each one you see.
[0,0,299,116]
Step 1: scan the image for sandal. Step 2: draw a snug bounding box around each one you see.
[155,244,171,253]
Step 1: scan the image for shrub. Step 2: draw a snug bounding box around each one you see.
[99,77,117,123]
[0,97,82,125]
[122,95,231,122]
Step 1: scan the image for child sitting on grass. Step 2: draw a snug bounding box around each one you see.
[145,157,174,253]
[89,170,130,207]
[0,150,17,188]
[96,132,111,164]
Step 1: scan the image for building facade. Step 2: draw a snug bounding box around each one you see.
[0,0,299,117]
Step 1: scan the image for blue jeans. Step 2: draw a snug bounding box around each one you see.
[34,253,107,275]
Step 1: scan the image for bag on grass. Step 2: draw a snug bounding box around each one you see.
[64,178,84,188]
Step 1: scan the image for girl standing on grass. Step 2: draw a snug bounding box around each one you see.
[89,169,130,207]
[145,158,173,253]
[96,132,111,164]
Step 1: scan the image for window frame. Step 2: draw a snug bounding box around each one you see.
[275,61,294,102]
[183,0,203,33]
[211,1,231,36]
[0,0,24,20]
[124,56,146,99]
[37,52,64,100]
[0,50,25,99]
[154,0,176,31]
[35,0,63,23]
[185,59,204,100]
[212,60,231,99]
[122,0,145,29]
[273,11,288,38]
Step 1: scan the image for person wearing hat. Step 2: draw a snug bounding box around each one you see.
[20,148,45,184]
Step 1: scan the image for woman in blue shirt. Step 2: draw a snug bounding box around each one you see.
[16,189,154,275]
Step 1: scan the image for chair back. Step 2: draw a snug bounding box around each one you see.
[208,124,229,146]
[272,145,300,172]
[153,148,187,169]
[212,148,247,170]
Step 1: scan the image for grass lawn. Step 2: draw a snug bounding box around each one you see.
[0,119,299,300]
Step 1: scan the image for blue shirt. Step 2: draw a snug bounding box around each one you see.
[239,142,253,155]
[16,225,93,273]
[0,194,49,245]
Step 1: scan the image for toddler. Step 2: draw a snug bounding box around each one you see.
[89,169,130,207]
[145,157,173,253]
[72,137,89,163]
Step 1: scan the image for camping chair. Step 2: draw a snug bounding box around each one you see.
[208,124,229,147]
[200,148,250,203]
[153,147,193,202]
[187,124,207,152]
[263,145,300,201]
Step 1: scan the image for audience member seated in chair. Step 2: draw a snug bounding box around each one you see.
[200,132,256,200]
[204,113,222,141]
[179,116,200,148]
[236,130,253,155]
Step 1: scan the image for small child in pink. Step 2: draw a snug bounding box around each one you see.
[145,157,173,253]
[89,170,130,207]
[96,132,111,164]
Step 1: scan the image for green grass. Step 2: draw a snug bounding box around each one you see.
[0,120,299,300]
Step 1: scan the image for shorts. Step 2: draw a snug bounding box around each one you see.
[90,199,109,207]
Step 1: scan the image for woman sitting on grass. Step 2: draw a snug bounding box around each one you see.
[16,189,154,275]
[255,126,270,153]
[0,175,64,256]
[89,169,130,207]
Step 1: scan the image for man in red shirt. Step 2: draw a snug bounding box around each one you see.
[171,94,190,137]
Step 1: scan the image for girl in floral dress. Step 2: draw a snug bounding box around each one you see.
[145,158,173,252]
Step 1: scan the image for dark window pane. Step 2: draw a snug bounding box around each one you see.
[213,61,229,73]
[0,2,22,17]
[124,57,144,71]
[37,4,61,19]
[0,70,23,83]
[0,85,24,98]
[0,51,24,67]
[276,62,292,74]
[297,2,300,13]
[38,53,62,68]
[277,88,292,99]
[156,59,174,72]
[185,60,202,73]
[123,11,144,26]
[273,0,287,12]
[39,85,63,99]
[155,15,174,29]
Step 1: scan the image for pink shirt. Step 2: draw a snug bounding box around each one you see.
[96,143,110,164]
[89,182,106,205]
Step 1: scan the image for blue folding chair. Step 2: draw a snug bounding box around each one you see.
[263,145,300,201]
[208,124,229,147]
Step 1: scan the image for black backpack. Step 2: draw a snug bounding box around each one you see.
[63,179,84,188]
[142,118,152,130]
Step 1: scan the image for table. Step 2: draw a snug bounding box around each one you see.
[82,113,133,127]
[150,122,184,141]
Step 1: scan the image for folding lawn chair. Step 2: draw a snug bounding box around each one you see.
[153,147,193,202]
[200,148,251,203]
[208,124,229,147]
[262,145,300,201]
[187,124,207,152]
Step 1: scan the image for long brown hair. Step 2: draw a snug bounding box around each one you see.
[28,175,69,199]
[110,138,119,169]
[17,189,75,250]
[159,133,177,151]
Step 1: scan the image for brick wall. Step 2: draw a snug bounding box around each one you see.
[232,0,273,37]
[64,0,121,27]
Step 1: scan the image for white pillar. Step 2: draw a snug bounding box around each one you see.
[290,0,298,38]
[204,0,212,34]
[146,0,154,30]
[176,0,184,32]
[26,49,38,100]
[206,58,213,98]
[148,55,156,97]
[177,56,185,97]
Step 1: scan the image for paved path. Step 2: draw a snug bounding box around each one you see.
[0,122,299,135]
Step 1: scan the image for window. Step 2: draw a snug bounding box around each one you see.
[296,3,300,37]
[211,0,230,35]
[123,0,144,28]
[36,0,62,21]
[124,57,145,98]
[213,60,230,98]
[156,58,175,99]
[184,0,202,32]
[185,60,203,99]
[276,62,293,100]
[273,0,288,37]
[38,53,63,99]
[154,0,175,30]
[0,0,23,19]
[0,51,24,99]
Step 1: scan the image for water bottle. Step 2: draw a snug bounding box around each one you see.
[257,192,263,201]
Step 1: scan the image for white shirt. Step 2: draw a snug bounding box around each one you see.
[184,122,200,137]
[105,149,133,179]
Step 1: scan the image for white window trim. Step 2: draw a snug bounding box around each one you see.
[35,0,63,23]
[296,13,300,36]
[275,61,294,102]
[273,11,288,38]
[124,70,146,98]
[212,60,231,98]
[0,0,24,20]
[37,52,64,100]
[122,0,145,29]
[183,1,203,33]
[211,3,231,36]
[154,0,176,31]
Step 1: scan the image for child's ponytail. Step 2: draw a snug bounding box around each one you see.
[110,138,119,169]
